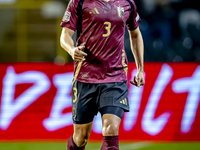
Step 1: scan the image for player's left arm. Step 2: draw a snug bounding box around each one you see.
[128,26,145,87]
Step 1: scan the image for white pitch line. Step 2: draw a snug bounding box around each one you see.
[91,141,153,150]
[119,141,153,150]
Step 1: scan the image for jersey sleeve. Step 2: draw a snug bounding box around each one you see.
[126,0,141,30]
[60,0,79,31]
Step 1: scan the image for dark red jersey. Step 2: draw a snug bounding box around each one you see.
[61,0,141,83]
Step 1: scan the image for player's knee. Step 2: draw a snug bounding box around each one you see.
[74,136,88,147]
[102,122,119,136]
[74,131,89,147]
[102,114,121,136]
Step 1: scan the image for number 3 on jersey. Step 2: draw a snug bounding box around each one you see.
[103,22,111,37]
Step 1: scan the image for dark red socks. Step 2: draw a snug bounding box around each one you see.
[100,136,119,150]
[67,135,85,150]
[67,135,119,150]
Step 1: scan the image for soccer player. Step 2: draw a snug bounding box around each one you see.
[60,0,144,149]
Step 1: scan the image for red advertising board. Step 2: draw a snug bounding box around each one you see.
[0,63,200,141]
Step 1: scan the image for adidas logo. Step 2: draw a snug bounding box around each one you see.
[89,8,99,14]
[120,98,127,105]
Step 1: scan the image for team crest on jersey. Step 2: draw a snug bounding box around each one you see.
[117,5,124,18]
[63,11,71,21]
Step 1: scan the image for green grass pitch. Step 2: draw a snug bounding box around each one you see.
[0,142,200,150]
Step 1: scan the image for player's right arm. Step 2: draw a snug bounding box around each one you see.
[60,0,87,62]
[60,27,87,62]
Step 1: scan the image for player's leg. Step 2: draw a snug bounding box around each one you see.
[101,107,124,136]
[67,81,98,150]
[73,122,93,147]
[67,122,93,150]
[98,81,129,150]
[99,107,124,150]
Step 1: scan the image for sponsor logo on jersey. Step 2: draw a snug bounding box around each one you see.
[117,5,124,18]
[89,7,99,14]
[63,11,71,21]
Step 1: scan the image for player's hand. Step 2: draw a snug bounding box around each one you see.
[71,43,87,62]
[130,71,145,87]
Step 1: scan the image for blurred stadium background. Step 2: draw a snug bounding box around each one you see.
[0,0,200,150]
[0,0,200,63]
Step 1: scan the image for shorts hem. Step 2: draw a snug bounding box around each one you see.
[73,120,93,125]
[98,105,129,112]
